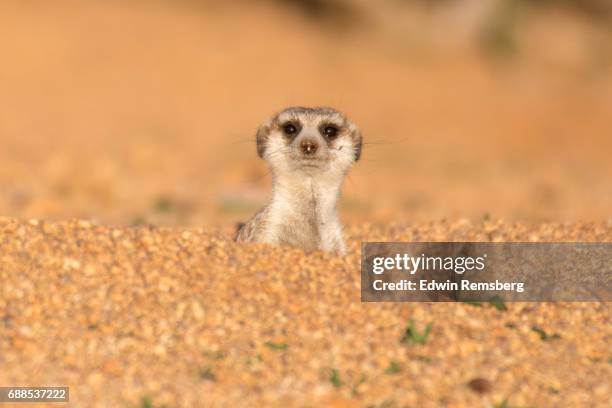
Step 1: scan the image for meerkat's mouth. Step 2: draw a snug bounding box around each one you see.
[299,161,322,167]
[295,157,326,169]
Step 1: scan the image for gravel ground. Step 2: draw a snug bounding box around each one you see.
[1,217,610,407]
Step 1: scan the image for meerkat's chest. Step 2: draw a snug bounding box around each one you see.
[264,187,341,252]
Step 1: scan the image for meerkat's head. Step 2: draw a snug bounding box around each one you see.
[255,107,362,176]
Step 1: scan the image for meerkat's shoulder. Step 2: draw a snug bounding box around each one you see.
[235,206,269,242]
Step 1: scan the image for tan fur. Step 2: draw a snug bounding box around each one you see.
[235,107,362,255]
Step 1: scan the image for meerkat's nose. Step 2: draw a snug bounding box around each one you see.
[300,139,319,155]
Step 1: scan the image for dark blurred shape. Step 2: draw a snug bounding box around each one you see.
[480,0,612,57]
[468,377,493,394]
[153,196,174,213]
[404,0,612,19]
[532,0,612,19]
[272,0,362,27]
[481,0,521,57]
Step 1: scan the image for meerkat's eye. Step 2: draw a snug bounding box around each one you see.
[322,125,339,140]
[282,123,299,137]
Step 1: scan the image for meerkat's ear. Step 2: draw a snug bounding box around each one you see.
[351,127,363,161]
[256,121,271,159]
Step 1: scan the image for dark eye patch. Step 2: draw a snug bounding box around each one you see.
[281,122,300,138]
[321,124,340,140]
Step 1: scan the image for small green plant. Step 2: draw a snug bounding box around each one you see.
[198,365,217,381]
[532,326,561,341]
[246,353,264,366]
[489,297,508,311]
[264,341,288,351]
[351,373,367,396]
[493,399,509,408]
[401,320,432,345]
[140,397,153,408]
[138,396,168,408]
[330,369,342,388]
[385,361,401,374]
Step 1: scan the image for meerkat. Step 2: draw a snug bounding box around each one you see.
[235,107,362,254]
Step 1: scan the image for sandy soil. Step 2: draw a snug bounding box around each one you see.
[1,218,610,407]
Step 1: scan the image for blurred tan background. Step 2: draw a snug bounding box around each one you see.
[1,0,611,227]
